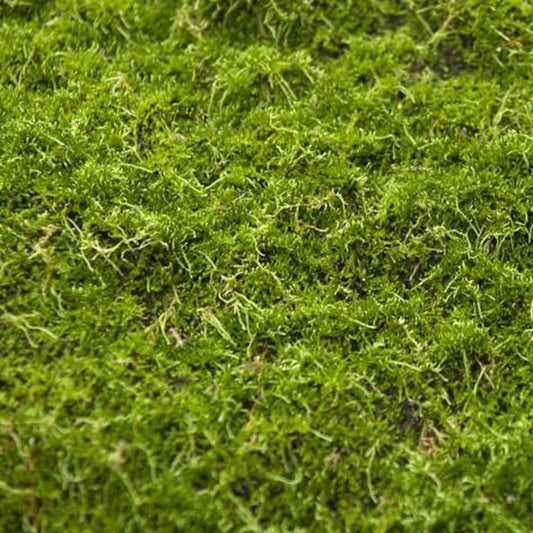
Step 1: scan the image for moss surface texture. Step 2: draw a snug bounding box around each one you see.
[1,0,533,530]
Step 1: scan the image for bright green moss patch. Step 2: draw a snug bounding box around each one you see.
[1,1,533,530]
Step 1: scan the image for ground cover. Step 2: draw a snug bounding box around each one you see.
[1,0,533,530]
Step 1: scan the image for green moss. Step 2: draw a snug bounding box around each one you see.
[1,1,533,530]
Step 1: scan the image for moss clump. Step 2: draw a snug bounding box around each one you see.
[1,1,533,530]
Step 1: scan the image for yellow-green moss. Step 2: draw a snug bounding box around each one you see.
[1,1,533,530]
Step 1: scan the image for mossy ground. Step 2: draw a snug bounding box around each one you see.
[1,1,533,530]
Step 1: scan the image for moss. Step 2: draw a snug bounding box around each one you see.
[1,0,533,530]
